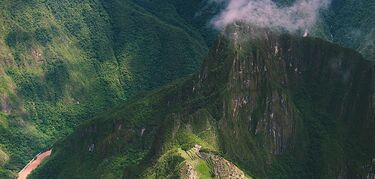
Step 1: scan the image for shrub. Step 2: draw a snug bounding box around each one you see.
[5,30,32,48]
[35,28,52,46]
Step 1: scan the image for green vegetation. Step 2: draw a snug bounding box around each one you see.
[1,0,375,178]
[196,160,211,178]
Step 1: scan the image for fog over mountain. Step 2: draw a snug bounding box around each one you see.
[211,0,331,32]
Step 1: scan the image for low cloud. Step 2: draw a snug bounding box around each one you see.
[211,0,330,32]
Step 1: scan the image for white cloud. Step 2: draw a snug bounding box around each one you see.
[211,0,330,32]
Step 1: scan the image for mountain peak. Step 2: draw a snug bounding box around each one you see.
[30,31,375,178]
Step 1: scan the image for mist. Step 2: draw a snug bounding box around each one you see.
[211,0,331,33]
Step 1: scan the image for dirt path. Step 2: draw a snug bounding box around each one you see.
[17,150,52,179]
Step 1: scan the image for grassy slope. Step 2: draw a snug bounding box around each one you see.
[30,30,375,178]
[0,0,211,177]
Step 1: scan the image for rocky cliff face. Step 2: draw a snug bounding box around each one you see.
[31,27,375,179]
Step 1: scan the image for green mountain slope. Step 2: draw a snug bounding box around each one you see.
[31,27,375,178]
[0,0,212,177]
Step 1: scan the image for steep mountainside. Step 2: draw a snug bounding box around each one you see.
[0,0,213,177]
[31,27,375,178]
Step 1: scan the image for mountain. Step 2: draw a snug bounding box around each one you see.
[0,0,217,177]
[321,0,375,60]
[328,0,375,60]
[30,27,375,178]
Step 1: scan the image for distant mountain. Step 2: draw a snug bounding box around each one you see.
[31,27,375,178]
[322,0,375,60]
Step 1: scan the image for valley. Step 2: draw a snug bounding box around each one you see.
[17,150,51,179]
